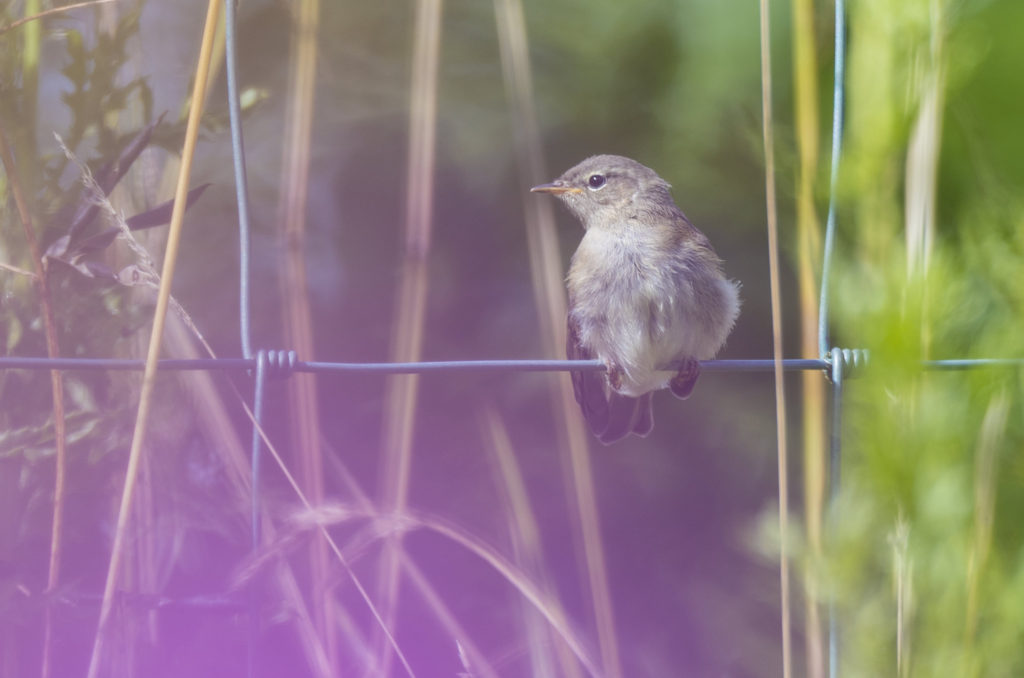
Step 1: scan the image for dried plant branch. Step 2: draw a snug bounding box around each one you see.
[53,133,211,347]
[0,261,37,277]
[0,0,116,37]
[0,120,68,678]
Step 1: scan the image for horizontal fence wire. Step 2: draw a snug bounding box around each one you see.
[1,356,1019,374]
[0,356,822,372]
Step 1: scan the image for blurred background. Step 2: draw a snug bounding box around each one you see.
[1,0,1022,677]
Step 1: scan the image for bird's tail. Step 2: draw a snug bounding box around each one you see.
[594,392,653,445]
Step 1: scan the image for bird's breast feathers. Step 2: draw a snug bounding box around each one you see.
[568,226,736,396]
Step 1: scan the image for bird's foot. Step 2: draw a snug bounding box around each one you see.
[669,357,700,400]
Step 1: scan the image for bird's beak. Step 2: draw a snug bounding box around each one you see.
[530,182,582,195]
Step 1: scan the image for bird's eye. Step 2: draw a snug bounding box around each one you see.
[587,174,607,190]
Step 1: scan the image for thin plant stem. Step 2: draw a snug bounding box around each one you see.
[52,93,375,678]
[758,0,792,676]
[0,0,115,37]
[0,123,67,678]
[248,415,416,676]
[85,2,223,675]
[964,392,1008,664]
[275,0,334,670]
[493,1,622,675]
[294,502,602,678]
[482,408,585,678]
[377,0,443,674]
[790,0,826,673]
[400,560,502,678]
[324,438,501,678]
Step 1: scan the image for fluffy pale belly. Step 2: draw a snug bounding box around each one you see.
[579,308,687,397]
[567,230,740,397]
[571,278,738,397]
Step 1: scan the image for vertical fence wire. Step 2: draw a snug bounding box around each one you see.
[225,0,255,362]
[223,2,260,674]
[818,0,847,360]
[247,351,268,678]
[820,2,848,675]
[828,348,845,678]
[223,0,261,552]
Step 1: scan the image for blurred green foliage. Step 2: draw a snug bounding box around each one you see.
[1,0,1022,676]
[2,8,145,459]
[821,0,1024,676]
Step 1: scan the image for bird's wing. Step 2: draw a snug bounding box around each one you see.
[567,315,652,444]
[567,314,609,436]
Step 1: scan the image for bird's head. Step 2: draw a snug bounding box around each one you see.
[530,154,674,227]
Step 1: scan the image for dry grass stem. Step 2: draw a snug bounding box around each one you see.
[790,0,826,671]
[401,561,502,678]
[904,0,945,281]
[323,440,507,677]
[482,408,585,678]
[0,0,116,37]
[965,391,1008,648]
[494,1,622,674]
[84,2,223,675]
[758,0,792,676]
[58,142,339,677]
[376,0,443,673]
[0,121,68,678]
[0,261,36,277]
[274,0,334,669]
[284,502,602,677]
[242,416,415,676]
[888,515,911,677]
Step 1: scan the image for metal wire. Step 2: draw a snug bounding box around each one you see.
[2,356,1018,375]
[225,0,255,361]
[828,347,845,678]
[818,0,847,360]
[0,356,831,374]
[223,6,258,675]
[924,359,1024,370]
[248,350,264,678]
[822,3,848,672]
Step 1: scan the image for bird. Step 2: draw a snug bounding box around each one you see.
[531,155,740,445]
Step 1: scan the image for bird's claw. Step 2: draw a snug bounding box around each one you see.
[669,357,700,400]
[605,361,624,392]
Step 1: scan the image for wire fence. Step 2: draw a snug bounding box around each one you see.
[4,1,1021,677]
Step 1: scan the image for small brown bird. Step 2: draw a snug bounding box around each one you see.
[532,155,740,444]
